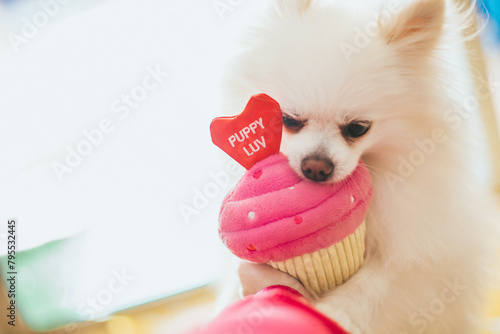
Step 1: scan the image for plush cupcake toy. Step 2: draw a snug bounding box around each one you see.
[210,94,373,296]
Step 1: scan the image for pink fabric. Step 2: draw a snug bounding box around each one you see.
[219,154,373,263]
[196,286,349,334]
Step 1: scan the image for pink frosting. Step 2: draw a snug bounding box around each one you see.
[219,154,373,263]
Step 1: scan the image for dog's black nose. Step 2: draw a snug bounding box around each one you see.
[301,157,334,182]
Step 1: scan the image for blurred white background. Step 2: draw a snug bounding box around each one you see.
[0,0,270,325]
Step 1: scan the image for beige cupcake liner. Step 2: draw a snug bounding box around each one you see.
[269,222,366,296]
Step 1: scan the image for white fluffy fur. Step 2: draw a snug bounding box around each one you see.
[222,0,500,333]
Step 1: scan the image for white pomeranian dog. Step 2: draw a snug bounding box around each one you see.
[219,0,500,333]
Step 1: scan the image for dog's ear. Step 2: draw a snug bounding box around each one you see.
[274,0,313,16]
[381,0,445,55]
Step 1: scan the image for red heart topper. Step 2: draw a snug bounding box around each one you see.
[210,94,283,170]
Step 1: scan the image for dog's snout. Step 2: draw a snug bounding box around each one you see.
[301,157,334,182]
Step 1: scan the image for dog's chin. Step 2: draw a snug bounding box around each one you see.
[293,171,357,185]
[329,171,355,184]
[322,169,358,185]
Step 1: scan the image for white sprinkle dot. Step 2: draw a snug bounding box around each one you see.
[248,212,256,220]
[289,186,295,190]
[351,196,355,203]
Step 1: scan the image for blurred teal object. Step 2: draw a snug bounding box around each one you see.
[479,0,500,43]
[1,237,87,332]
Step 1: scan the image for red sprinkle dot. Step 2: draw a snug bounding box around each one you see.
[253,170,263,179]
[294,216,303,225]
[248,244,257,251]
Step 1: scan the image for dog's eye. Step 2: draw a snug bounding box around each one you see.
[283,114,306,132]
[344,121,371,139]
